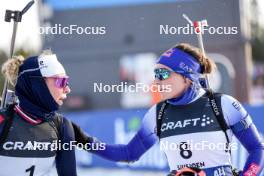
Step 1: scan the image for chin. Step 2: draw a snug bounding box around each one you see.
[160,93,170,101]
[57,101,63,106]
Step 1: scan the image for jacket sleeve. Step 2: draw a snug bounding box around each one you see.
[72,105,158,162]
[55,117,77,176]
[221,95,264,175]
[233,124,264,176]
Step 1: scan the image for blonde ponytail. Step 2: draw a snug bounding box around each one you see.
[1,55,25,86]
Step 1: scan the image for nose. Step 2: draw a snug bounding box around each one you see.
[64,85,71,94]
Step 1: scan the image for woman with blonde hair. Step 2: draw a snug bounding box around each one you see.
[0,51,78,176]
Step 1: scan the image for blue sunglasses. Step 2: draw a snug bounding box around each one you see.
[154,68,173,80]
[154,68,188,80]
[154,68,171,80]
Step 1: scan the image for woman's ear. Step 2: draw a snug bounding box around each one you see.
[184,77,192,86]
[183,76,188,83]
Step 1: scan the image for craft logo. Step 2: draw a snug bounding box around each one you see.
[161,115,214,132]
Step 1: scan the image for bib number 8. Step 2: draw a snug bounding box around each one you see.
[179,142,192,159]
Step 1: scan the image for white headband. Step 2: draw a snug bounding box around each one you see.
[38,54,66,77]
